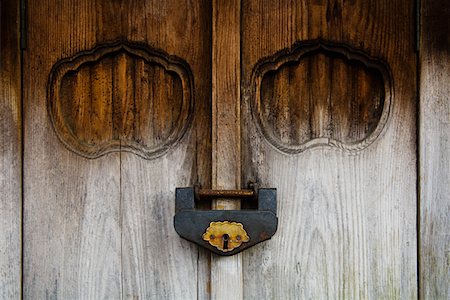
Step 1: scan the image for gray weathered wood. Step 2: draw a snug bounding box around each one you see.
[24,154,122,299]
[241,0,417,298]
[0,0,21,299]
[22,1,125,298]
[121,151,200,299]
[420,0,450,297]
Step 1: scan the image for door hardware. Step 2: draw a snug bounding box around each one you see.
[202,221,250,252]
[174,186,277,256]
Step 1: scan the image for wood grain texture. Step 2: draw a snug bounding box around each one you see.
[49,42,193,159]
[211,1,243,299]
[24,1,211,299]
[0,0,21,298]
[119,1,211,299]
[24,3,123,298]
[254,42,389,152]
[241,0,417,298]
[420,0,450,297]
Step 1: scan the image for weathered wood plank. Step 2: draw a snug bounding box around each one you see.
[23,1,124,298]
[120,1,212,299]
[0,0,21,298]
[211,1,243,299]
[241,0,417,298]
[420,0,450,297]
[24,1,212,299]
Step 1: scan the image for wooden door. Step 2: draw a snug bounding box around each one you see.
[23,1,212,299]
[239,1,416,298]
[1,0,445,299]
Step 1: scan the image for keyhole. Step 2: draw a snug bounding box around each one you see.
[222,234,230,250]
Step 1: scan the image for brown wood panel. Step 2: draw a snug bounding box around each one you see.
[23,0,211,298]
[210,1,243,299]
[49,43,191,159]
[254,43,388,152]
[0,0,21,298]
[241,0,417,298]
[420,0,450,297]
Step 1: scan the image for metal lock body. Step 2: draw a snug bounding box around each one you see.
[174,187,277,256]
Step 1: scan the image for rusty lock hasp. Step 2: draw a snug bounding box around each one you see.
[174,186,277,256]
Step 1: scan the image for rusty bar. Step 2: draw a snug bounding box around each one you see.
[197,189,254,199]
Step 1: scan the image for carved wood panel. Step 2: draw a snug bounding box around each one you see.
[48,41,193,159]
[251,41,392,153]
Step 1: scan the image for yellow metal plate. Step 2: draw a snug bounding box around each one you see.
[202,221,250,252]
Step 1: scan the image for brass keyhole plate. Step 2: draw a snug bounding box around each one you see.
[202,221,250,252]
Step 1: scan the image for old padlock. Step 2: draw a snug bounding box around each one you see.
[174,186,277,256]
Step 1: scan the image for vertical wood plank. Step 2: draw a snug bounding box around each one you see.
[241,0,417,298]
[211,1,243,299]
[120,1,212,299]
[23,1,123,298]
[0,0,21,298]
[420,0,450,297]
